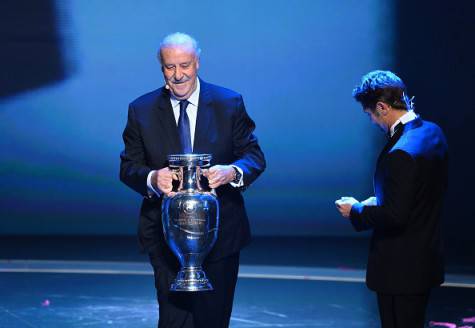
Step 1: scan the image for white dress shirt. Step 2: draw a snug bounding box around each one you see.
[146,78,243,197]
[170,78,200,150]
[390,110,418,137]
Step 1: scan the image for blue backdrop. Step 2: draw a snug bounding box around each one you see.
[0,0,395,235]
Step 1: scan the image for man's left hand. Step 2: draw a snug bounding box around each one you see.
[202,165,235,189]
[335,196,359,218]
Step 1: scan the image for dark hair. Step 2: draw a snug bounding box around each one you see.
[352,70,412,111]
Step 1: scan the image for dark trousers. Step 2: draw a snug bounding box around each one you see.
[376,291,430,328]
[149,250,240,328]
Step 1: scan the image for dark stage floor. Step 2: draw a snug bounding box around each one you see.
[1,236,474,327]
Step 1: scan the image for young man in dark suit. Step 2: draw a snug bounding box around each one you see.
[120,32,266,328]
[335,70,448,328]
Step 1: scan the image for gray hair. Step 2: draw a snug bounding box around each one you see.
[158,32,201,63]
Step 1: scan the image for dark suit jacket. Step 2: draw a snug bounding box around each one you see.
[120,79,266,261]
[350,117,448,294]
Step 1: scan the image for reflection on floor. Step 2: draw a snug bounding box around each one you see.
[0,236,474,327]
[0,260,474,328]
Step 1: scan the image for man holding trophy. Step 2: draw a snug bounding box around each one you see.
[120,32,266,328]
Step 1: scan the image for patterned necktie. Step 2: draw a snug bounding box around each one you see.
[178,100,192,153]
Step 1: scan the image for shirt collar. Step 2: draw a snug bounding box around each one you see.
[390,110,418,137]
[170,78,200,108]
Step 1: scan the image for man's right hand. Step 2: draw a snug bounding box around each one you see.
[152,167,178,196]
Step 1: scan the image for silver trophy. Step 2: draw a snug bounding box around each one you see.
[161,154,219,291]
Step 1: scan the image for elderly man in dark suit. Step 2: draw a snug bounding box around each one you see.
[120,32,265,328]
[335,70,448,328]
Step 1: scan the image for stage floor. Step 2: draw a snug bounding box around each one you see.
[1,236,474,327]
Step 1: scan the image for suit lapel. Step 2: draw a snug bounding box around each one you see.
[376,125,404,165]
[373,116,422,195]
[154,88,182,154]
[376,116,423,164]
[193,80,213,153]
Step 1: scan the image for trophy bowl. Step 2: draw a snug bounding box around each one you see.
[161,154,219,291]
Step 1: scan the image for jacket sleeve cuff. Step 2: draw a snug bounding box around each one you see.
[349,202,366,231]
[229,165,244,188]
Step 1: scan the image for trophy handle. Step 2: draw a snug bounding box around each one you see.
[169,167,182,192]
[196,167,216,195]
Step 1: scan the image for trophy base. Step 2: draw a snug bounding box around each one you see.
[170,267,213,292]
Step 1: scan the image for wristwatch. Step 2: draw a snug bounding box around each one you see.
[232,166,242,184]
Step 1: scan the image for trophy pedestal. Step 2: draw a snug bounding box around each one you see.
[171,267,213,292]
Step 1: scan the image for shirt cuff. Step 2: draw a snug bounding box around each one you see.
[229,165,244,188]
[147,170,162,197]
